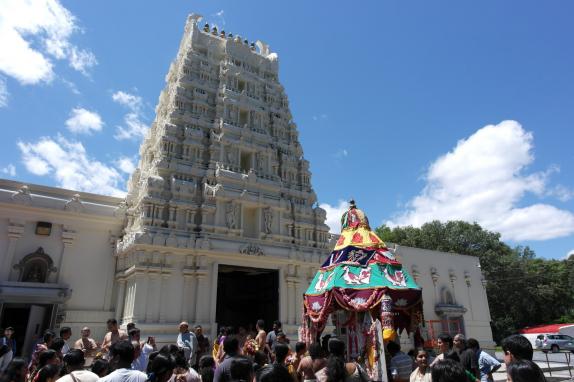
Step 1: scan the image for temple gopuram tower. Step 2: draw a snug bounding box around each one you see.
[115,14,331,338]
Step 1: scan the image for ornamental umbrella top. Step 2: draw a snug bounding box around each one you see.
[303,201,423,332]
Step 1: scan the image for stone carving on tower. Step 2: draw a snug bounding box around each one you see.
[114,14,331,330]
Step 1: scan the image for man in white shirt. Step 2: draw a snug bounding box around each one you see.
[98,340,147,382]
[129,328,155,372]
[176,322,197,366]
[57,349,99,382]
[60,327,72,354]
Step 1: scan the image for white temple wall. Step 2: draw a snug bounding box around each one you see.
[397,245,495,348]
[0,180,124,348]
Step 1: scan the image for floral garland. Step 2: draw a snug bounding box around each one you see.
[242,338,258,356]
[332,288,384,311]
[303,291,334,324]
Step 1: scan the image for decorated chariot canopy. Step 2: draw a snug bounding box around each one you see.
[303,201,423,333]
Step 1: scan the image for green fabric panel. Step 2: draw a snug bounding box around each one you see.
[305,263,421,296]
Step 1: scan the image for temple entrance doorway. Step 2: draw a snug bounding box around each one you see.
[216,265,278,333]
[0,303,53,358]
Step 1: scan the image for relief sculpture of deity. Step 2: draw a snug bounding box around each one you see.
[263,207,273,234]
[225,202,238,229]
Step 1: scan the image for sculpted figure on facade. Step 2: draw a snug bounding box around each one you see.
[65,194,85,213]
[225,146,235,164]
[225,201,239,229]
[204,183,222,199]
[211,128,224,142]
[263,207,273,234]
[12,185,32,205]
[256,153,265,172]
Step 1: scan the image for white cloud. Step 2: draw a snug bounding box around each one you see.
[60,77,80,95]
[0,0,96,85]
[1,164,16,177]
[0,77,7,107]
[388,120,574,241]
[65,107,103,134]
[114,113,148,141]
[567,250,574,260]
[115,156,136,174]
[69,47,97,75]
[548,184,574,202]
[213,10,225,26]
[112,90,148,141]
[112,91,142,111]
[18,135,126,196]
[320,200,349,234]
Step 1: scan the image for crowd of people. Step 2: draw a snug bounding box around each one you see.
[390,333,546,382]
[0,319,549,382]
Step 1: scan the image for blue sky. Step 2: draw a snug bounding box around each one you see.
[1,0,573,260]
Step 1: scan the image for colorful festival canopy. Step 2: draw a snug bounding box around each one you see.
[303,201,423,334]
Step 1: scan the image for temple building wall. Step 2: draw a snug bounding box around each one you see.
[397,245,495,348]
[0,180,124,355]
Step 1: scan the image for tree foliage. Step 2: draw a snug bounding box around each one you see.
[375,221,574,342]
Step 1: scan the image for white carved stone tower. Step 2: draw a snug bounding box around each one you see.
[115,14,330,337]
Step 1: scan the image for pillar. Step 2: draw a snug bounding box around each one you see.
[104,234,117,311]
[464,272,474,320]
[431,268,439,303]
[288,280,296,325]
[481,278,491,322]
[279,266,287,324]
[182,273,195,322]
[123,280,135,322]
[2,222,23,280]
[57,227,76,284]
[292,280,301,325]
[115,279,126,322]
[132,272,149,323]
[207,261,218,325]
[159,273,170,323]
[146,273,160,322]
[449,272,457,303]
[294,277,303,326]
[169,206,177,228]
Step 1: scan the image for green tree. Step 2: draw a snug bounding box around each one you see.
[375,221,574,342]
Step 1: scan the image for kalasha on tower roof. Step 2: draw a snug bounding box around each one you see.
[302,201,423,332]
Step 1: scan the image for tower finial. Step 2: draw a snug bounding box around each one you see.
[349,199,356,209]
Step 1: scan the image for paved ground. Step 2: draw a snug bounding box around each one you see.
[492,351,574,381]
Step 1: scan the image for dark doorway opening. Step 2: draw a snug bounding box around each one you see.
[0,303,53,357]
[216,265,278,333]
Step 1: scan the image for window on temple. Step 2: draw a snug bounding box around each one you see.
[14,247,56,283]
[240,151,252,172]
[239,110,248,126]
[243,207,257,238]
